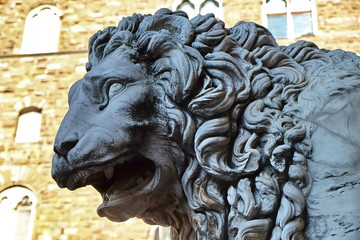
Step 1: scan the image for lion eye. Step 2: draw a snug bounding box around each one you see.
[109,83,125,99]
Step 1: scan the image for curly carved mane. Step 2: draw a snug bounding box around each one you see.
[84,9,360,239]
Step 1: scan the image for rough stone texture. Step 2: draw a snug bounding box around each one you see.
[0,0,359,240]
[0,53,152,240]
[0,0,359,55]
[277,0,360,54]
[51,9,360,240]
[223,0,262,27]
[0,0,173,55]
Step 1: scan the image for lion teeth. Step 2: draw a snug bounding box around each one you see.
[104,166,114,180]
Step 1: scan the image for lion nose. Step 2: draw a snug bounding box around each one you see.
[54,134,79,158]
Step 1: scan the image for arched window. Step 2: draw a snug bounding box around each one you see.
[263,0,317,38]
[21,5,61,54]
[15,107,42,143]
[200,0,220,16]
[174,0,223,19]
[178,1,196,19]
[0,186,37,240]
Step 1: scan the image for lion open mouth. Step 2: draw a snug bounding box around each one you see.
[66,154,157,203]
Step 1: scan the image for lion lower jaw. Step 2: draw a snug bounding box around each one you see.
[96,186,153,222]
[95,168,161,221]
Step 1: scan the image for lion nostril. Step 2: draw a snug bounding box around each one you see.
[53,146,61,156]
[60,140,78,153]
[54,135,79,158]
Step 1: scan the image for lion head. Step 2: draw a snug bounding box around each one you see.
[52,9,360,239]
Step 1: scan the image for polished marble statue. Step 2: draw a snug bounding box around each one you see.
[52,9,360,239]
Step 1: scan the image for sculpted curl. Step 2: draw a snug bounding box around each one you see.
[52,8,360,240]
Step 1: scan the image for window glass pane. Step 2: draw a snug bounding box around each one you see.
[293,12,313,36]
[267,14,287,38]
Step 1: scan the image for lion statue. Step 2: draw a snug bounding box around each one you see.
[52,9,360,240]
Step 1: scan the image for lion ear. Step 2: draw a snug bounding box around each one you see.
[135,10,194,45]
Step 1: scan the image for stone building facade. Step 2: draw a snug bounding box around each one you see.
[0,0,358,240]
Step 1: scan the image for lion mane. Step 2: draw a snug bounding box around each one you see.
[83,9,360,240]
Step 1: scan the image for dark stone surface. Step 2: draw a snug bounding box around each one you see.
[52,8,360,239]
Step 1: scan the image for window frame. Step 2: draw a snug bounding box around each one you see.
[262,0,318,39]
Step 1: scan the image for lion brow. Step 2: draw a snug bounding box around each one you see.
[85,69,142,85]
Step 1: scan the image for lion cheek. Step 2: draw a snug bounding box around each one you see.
[67,130,122,166]
[51,155,73,188]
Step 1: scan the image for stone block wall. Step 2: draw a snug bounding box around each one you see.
[0,0,359,54]
[316,0,359,32]
[277,0,360,53]
[0,53,153,240]
[0,0,173,55]
[223,0,263,27]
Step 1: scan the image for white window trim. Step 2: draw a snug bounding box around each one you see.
[262,0,318,39]
[173,0,224,20]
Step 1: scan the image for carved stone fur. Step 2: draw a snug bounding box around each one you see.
[52,9,360,240]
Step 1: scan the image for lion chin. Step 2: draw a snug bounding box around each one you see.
[52,8,360,240]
